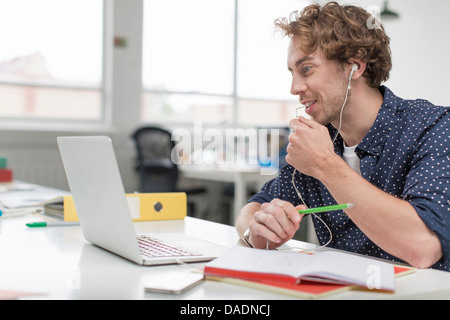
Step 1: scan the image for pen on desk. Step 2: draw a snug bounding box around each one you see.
[26,221,80,228]
[298,203,354,215]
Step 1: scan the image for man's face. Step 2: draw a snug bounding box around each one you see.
[287,37,349,126]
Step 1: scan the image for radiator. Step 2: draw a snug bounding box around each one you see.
[7,149,70,190]
[0,131,138,192]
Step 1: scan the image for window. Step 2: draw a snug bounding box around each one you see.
[142,0,307,126]
[0,0,103,121]
[237,0,304,125]
[142,0,235,124]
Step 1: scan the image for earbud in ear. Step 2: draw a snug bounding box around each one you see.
[347,64,358,90]
[348,64,358,81]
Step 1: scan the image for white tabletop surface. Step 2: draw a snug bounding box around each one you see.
[1,212,450,300]
[0,182,449,300]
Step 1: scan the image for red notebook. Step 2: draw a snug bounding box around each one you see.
[206,266,413,299]
[204,246,414,299]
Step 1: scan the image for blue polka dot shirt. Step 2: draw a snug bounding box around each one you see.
[249,86,450,271]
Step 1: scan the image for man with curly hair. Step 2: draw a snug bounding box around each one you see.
[236,2,450,271]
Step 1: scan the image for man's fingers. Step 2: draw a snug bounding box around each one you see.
[250,219,282,244]
[254,206,286,241]
[256,200,301,239]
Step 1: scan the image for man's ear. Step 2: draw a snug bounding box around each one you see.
[348,59,366,80]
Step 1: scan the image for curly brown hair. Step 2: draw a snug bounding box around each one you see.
[274,1,392,88]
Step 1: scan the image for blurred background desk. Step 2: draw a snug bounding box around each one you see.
[179,165,277,223]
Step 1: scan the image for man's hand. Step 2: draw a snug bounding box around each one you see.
[247,199,304,249]
[286,116,336,179]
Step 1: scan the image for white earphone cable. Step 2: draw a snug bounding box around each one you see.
[290,65,354,248]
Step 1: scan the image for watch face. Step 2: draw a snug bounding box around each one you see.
[243,228,252,247]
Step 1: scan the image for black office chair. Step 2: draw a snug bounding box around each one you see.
[131,126,206,216]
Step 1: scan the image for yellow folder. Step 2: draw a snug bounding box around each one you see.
[55,193,187,222]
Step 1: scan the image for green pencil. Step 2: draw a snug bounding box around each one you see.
[298,203,354,215]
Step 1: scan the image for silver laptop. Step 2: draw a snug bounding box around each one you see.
[57,136,224,266]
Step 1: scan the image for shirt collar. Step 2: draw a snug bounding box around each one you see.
[357,86,401,156]
[329,86,402,157]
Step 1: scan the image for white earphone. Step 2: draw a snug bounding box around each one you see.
[347,63,358,89]
[333,63,358,142]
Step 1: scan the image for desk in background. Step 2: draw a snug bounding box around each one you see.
[1,183,450,300]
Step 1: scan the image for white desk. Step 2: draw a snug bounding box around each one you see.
[180,165,277,222]
[1,184,450,302]
[1,214,450,300]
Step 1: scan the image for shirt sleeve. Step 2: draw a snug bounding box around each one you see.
[403,109,450,264]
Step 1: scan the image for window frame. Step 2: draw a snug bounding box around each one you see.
[0,0,107,128]
[141,0,299,127]
[0,0,301,131]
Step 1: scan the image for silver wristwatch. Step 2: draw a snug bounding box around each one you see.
[243,228,253,248]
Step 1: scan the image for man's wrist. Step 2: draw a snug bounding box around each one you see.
[243,228,253,248]
[314,153,346,182]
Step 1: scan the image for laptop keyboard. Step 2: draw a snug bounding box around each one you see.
[137,235,202,258]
